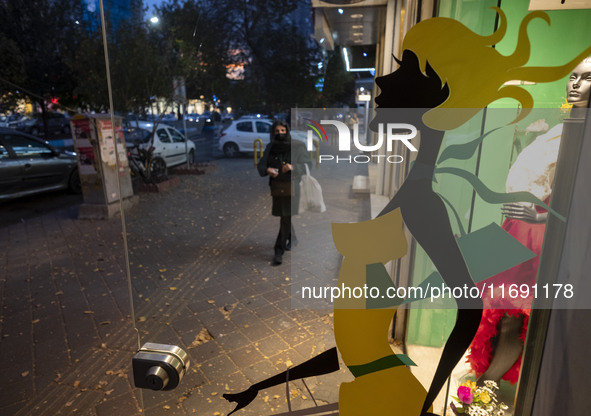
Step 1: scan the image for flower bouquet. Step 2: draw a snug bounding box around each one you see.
[451,380,509,416]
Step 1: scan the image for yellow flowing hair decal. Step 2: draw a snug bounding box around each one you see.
[402,7,591,130]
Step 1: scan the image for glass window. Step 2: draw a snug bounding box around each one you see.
[5,135,53,158]
[256,121,271,133]
[236,121,253,132]
[124,129,151,144]
[157,128,171,143]
[168,128,185,143]
[0,139,11,159]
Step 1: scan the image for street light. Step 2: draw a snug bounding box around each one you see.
[150,16,159,24]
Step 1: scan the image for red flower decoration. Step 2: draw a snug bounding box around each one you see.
[457,386,473,404]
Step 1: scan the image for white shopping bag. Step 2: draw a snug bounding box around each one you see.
[299,164,326,213]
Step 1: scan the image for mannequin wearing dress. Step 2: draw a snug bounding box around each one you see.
[468,57,590,385]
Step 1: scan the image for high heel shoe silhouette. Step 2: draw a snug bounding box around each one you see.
[223,386,258,415]
[223,348,340,414]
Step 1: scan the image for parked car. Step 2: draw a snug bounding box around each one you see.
[0,128,80,201]
[123,124,196,168]
[0,113,28,128]
[124,113,175,127]
[219,119,316,158]
[161,113,177,123]
[237,114,270,121]
[199,111,221,127]
[184,113,200,123]
[15,113,71,137]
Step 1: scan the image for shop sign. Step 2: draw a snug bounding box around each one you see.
[529,0,591,10]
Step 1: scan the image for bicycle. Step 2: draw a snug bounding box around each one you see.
[127,140,167,184]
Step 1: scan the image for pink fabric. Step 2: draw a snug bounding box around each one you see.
[467,200,548,384]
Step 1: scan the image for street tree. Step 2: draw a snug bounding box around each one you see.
[317,49,356,108]
[204,0,321,114]
[0,0,83,127]
[0,32,26,111]
[156,0,234,108]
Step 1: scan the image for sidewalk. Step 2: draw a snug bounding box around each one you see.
[0,156,367,415]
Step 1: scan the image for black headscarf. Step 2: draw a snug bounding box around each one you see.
[270,119,292,154]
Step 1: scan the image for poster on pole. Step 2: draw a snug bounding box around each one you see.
[97,119,116,166]
[71,117,97,175]
[96,118,129,173]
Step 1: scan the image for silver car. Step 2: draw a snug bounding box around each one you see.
[0,128,81,201]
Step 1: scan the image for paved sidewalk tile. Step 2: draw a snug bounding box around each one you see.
[1,157,369,415]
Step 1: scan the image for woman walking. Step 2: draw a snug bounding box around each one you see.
[257,120,309,265]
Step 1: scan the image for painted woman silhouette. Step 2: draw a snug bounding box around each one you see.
[224,8,591,415]
[367,9,590,414]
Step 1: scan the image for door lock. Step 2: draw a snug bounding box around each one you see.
[132,343,190,391]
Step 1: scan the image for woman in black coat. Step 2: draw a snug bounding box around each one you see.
[257,120,309,265]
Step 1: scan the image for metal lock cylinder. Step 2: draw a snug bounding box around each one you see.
[132,343,190,391]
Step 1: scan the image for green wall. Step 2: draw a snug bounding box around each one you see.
[406,0,591,347]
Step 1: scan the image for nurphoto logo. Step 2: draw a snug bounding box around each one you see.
[304,119,418,164]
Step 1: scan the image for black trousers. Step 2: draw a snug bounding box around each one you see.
[274,216,295,255]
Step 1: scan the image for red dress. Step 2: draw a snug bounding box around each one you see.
[466,202,548,384]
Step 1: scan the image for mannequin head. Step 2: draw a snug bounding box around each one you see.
[567,57,591,108]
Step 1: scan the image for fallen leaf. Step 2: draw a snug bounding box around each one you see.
[169,287,178,291]
[84,311,94,315]
[21,371,29,377]
[188,328,213,348]
[32,319,40,324]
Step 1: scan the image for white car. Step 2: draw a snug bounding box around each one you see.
[219,119,314,158]
[124,124,196,168]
